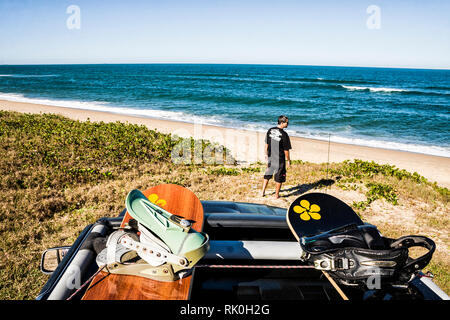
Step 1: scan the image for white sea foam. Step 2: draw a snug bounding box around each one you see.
[249,125,450,157]
[331,136,450,158]
[0,92,225,126]
[0,92,448,158]
[288,130,450,158]
[342,85,408,93]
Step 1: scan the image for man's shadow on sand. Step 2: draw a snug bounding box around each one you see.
[280,178,335,198]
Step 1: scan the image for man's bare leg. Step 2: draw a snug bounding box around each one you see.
[261,179,269,197]
[275,182,282,198]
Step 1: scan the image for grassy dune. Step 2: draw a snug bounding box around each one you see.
[0,110,448,299]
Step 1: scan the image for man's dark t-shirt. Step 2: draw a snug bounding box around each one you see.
[265,127,292,163]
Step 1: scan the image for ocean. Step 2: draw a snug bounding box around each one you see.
[0,64,448,157]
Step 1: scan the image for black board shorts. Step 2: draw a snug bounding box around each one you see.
[263,161,287,183]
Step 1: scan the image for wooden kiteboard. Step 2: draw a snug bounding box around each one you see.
[82,184,204,300]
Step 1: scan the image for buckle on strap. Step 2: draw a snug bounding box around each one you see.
[314,257,350,271]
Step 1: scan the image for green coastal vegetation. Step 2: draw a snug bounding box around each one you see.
[0,110,448,299]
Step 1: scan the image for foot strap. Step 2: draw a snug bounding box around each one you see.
[119,234,189,268]
[98,227,209,281]
[96,189,210,281]
[125,189,207,257]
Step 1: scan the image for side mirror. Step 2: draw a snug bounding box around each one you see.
[40,247,71,275]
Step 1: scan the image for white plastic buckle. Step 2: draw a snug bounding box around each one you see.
[120,235,188,268]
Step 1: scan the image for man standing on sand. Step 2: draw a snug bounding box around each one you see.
[261,115,292,198]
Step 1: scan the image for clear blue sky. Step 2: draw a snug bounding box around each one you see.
[0,0,449,69]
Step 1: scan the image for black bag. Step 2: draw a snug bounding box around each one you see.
[300,223,435,287]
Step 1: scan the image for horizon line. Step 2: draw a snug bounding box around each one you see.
[0,62,449,71]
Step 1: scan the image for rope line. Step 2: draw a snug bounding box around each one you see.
[66,264,107,300]
[196,264,315,269]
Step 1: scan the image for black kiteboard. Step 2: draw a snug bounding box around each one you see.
[286,192,364,240]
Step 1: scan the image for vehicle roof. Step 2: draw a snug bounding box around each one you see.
[201,200,286,216]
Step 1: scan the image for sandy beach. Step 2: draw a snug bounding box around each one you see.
[1,99,449,188]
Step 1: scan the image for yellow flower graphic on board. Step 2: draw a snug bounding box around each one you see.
[147,193,167,207]
[294,200,321,221]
